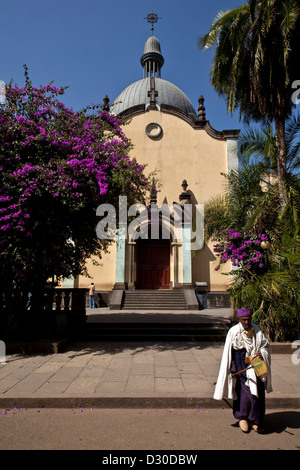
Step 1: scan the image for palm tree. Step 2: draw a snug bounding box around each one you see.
[204,163,279,240]
[239,113,300,174]
[203,138,300,342]
[199,0,300,202]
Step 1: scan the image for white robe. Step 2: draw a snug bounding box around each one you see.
[214,322,272,401]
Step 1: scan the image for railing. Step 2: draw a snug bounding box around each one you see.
[53,288,88,314]
[53,288,88,333]
[1,288,89,340]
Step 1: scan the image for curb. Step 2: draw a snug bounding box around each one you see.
[0,396,299,410]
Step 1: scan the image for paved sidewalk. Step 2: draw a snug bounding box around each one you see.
[0,343,299,410]
[0,308,299,409]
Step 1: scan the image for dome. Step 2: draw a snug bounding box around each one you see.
[111,34,197,118]
[112,77,197,117]
[143,35,162,55]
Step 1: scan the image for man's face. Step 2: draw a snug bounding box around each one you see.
[239,315,252,331]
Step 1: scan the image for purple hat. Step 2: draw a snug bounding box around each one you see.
[237,308,252,317]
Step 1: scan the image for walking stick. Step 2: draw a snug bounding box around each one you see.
[231,365,253,376]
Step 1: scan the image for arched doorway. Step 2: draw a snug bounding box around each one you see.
[136,238,170,289]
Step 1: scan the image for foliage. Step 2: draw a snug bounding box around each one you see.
[239,114,300,175]
[205,164,280,239]
[200,0,300,339]
[205,163,300,342]
[198,0,300,201]
[0,67,150,333]
[229,231,300,342]
[199,0,300,120]
[213,229,269,279]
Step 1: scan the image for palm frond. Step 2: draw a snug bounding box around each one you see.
[204,194,229,240]
[238,124,277,168]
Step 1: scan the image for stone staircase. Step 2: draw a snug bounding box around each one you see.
[73,289,232,342]
[75,318,230,342]
[122,290,188,310]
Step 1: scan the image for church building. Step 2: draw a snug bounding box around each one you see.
[72,24,239,310]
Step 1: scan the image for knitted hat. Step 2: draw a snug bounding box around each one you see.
[237,308,252,317]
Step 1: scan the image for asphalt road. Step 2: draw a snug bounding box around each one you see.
[0,407,299,451]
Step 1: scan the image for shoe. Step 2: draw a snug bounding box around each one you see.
[252,424,264,433]
[239,420,249,433]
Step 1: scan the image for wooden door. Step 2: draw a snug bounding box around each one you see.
[136,239,170,289]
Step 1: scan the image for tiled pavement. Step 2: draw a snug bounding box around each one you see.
[0,309,299,409]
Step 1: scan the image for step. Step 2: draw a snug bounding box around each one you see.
[75,321,229,342]
[122,306,187,310]
[123,298,187,301]
[122,290,188,310]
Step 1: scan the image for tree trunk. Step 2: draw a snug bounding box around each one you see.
[274,114,287,203]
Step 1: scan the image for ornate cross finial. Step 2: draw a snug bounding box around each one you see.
[181,179,188,191]
[197,95,206,121]
[150,178,157,205]
[145,11,162,35]
[179,179,191,203]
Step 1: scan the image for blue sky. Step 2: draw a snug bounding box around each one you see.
[1,0,245,132]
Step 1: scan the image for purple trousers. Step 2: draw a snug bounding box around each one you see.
[231,348,265,426]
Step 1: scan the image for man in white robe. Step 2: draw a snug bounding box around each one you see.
[214,308,272,433]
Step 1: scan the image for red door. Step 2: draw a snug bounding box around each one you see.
[136,239,170,289]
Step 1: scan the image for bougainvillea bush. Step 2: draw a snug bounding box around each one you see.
[212,229,269,279]
[0,67,150,333]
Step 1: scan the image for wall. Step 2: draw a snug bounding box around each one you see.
[77,109,238,292]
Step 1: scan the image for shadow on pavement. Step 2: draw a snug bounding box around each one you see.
[62,340,224,358]
[263,411,300,436]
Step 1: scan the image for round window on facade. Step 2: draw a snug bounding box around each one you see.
[145,123,162,139]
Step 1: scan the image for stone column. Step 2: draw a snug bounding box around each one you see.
[114,224,126,289]
[182,224,192,286]
[128,241,135,289]
[179,180,193,287]
[171,242,179,288]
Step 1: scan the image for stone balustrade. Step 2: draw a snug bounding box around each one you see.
[53,288,88,314]
[52,288,88,336]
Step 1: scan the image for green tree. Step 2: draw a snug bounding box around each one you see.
[239,113,300,175]
[199,0,300,202]
[204,162,300,342]
[204,164,280,240]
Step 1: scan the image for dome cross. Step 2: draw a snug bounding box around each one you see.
[144,11,162,35]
